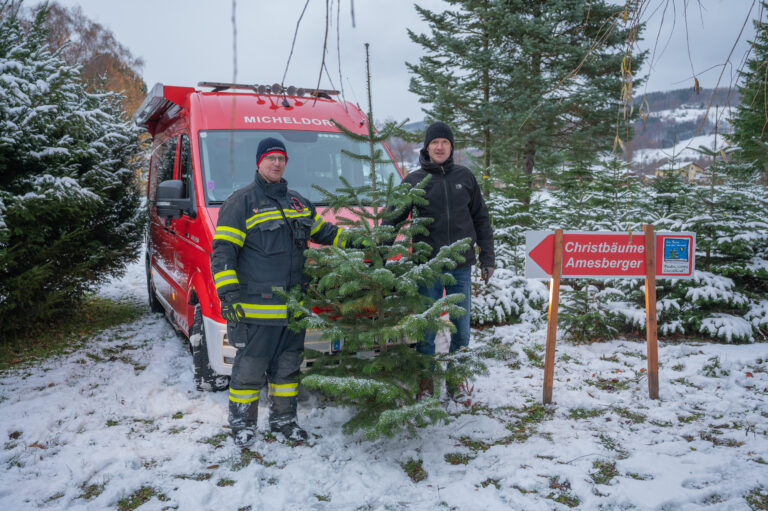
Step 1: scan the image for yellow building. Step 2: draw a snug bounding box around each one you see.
[655,162,705,182]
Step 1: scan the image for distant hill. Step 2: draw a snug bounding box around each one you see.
[628,87,739,174]
[396,88,741,174]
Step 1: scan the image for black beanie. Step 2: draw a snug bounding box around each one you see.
[256,137,288,167]
[423,121,454,149]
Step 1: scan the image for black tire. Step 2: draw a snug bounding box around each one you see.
[190,304,230,392]
[146,257,164,313]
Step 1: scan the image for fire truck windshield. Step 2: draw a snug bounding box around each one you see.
[198,130,401,205]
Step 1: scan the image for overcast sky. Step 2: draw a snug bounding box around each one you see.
[29,0,759,121]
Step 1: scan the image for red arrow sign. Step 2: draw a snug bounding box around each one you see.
[525,231,695,279]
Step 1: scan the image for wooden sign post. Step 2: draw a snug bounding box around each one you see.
[644,224,659,399]
[526,226,695,404]
[542,229,563,405]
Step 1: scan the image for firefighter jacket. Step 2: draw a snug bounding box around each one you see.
[385,149,495,268]
[210,174,346,325]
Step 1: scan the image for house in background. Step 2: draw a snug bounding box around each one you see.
[655,162,706,182]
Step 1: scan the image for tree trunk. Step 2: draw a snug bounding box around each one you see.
[522,138,536,205]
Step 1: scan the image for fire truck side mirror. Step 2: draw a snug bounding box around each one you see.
[155,180,192,219]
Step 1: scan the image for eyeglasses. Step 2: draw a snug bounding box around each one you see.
[264,154,287,163]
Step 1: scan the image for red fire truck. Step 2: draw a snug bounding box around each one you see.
[134,82,403,390]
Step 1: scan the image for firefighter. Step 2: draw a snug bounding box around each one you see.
[210,137,347,446]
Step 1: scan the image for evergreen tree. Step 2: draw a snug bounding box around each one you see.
[729,1,768,184]
[284,176,485,439]
[282,48,485,439]
[408,0,644,200]
[407,1,499,193]
[0,1,145,338]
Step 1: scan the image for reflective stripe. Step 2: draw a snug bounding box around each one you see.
[214,226,246,247]
[229,387,260,403]
[269,382,299,397]
[332,228,347,248]
[246,208,312,229]
[241,303,287,320]
[310,213,325,236]
[214,270,239,290]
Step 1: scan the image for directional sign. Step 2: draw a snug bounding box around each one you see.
[525,231,695,279]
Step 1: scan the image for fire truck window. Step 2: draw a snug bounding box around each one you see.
[197,130,400,205]
[179,134,194,199]
[149,137,178,201]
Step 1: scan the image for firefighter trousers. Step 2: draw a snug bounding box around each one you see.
[228,323,305,429]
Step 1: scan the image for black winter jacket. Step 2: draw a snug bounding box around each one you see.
[210,174,345,325]
[387,149,494,268]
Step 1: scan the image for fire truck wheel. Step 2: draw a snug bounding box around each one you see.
[146,258,164,313]
[190,304,230,392]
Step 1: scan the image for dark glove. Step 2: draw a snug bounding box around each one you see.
[220,294,245,323]
[480,265,495,284]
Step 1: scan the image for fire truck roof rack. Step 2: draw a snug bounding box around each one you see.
[133,83,195,131]
[197,81,339,99]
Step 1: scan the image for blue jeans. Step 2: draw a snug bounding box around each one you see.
[417,265,472,355]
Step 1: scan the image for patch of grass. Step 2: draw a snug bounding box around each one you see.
[586,376,633,392]
[546,477,580,508]
[217,478,235,487]
[746,487,768,510]
[79,482,106,501]
[230,448,275,471]
[45,491,65,503]
[677,412,704,424]
[457,436,490,452]
[701,356,729,378]
[751,457,767,465]
[568,407,605,420]
[590,460,618,485]
[315,494,330,502]
[504,403,555,442]
[627,472,653,480]
[0,297,145,371]
[117,486,168,511]
[513,484,538,494]
[402,458,427,483]
[600,354,619,363]
[614,407,646,423]
[480,478,501,489]
[168,426,185,435]
[444,452,473,465]
[621,351,646,360]
[599,434,630,459]
[175,473,211,481]
[671,377,703,389]
[106,419,119,427]
[523,344,544,368]
[671,363,685,371]
[649,419,674,427]
[199,432,229,447]
[699,431,743,447]
[479,342,518,362]
[172,412,183,420]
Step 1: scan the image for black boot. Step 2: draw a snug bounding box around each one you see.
[270,420,308,441]
[229,400,259,447]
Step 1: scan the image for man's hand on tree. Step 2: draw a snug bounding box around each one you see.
[221,294,245,322]
[480,265,495,284]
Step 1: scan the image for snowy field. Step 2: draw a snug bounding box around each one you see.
[1,256,767,510]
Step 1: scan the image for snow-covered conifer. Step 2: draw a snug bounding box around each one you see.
[0,2,144,336]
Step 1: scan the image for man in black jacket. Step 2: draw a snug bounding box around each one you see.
[387,121,495,357]
[210,137,347,446]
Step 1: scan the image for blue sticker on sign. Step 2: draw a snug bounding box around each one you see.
[664,238,689,261]
[332,340,341,352]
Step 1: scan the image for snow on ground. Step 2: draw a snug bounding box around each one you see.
[1,256,767,510]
